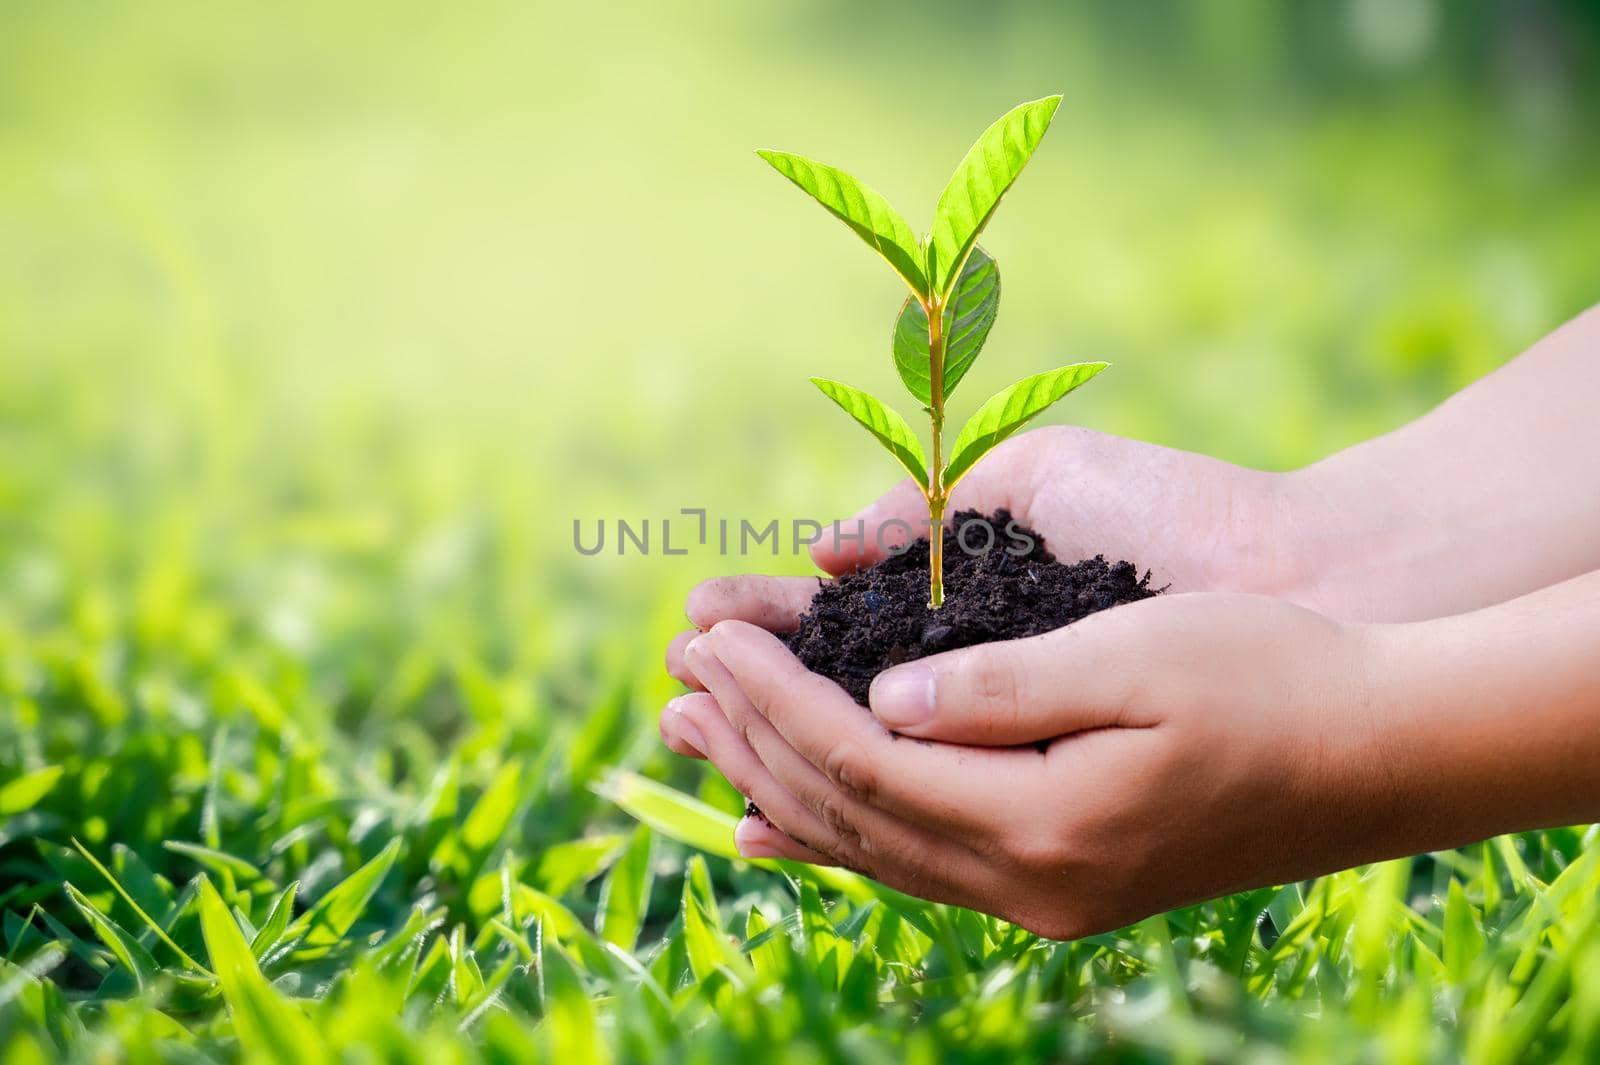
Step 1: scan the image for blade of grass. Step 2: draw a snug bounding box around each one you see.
[70,838,209,976]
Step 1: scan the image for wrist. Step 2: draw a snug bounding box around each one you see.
[1309,619,1506,862]
[1267,457,1425,623]
[1352,596,1600,849]
[1203,463,1383,620]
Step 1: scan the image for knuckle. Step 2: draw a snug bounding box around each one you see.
[794,822,866,874]
[963,652,1022,728]
[851,825,908,871]
[815,791,859,844]
[821,741,876,801]
[727,708,755,747]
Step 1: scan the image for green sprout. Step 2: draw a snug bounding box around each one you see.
[760,95,1106,608]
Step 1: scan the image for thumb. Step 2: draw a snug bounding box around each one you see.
[865,611,1156,745]
[809,479,931,576]
[810,461,1023,577]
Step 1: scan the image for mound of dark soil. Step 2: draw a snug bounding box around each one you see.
[781,509,1158,706]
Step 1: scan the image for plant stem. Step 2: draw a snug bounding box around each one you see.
[926,295,946,608]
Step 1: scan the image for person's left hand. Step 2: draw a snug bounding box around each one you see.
[661,584,1433,939]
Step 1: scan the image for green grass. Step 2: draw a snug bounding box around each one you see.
[5,2,1600,1061]
[5,643,1600,1063]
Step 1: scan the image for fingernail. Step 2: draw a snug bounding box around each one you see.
[869,663,936,728]
[683,631,730,690]
[734,817,782,859]
[663,698,707,757]
[684,629,717,663]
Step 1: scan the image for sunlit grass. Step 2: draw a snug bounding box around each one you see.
[4,2,1600,1061]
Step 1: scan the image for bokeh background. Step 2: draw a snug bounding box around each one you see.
[4,1,1600,1059]
[7,1,1600,673]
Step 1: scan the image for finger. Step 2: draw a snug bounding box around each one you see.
[810,460,1029,576]
[688,621,1046,847]
[660,692,713,758]
[809,479,928,575]
[668,688,851,865]
[866,598,1166,745]
[684,575,823,632]
[677,658,1004,909]
[733,815,836,864]
[666,630,705,691]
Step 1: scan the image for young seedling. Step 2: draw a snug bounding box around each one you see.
[759,95,1106,607]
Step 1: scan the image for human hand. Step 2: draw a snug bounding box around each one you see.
[801,425,1305,599]
[659,423,1311,863]
[660,592,1457,939]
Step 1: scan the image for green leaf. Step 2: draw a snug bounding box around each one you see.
[685,853,722,927]
[534,834,626,897]
[809,379,929,489]
[196,877,327,1064]
[596,828,653,952]
[460,761,525,856]
[108,845,173,925]
[249,882,298,960]
[680,883,721,983]
[798,880,834,970]
[162,841,264,885]
[0,942,79,1050]
[71,838,208,975]
[943,362,1106,490]
[680,865,750,985]
[62,884,159,991]
[281,839,400,954]
[757,150,927,296]
[0,766,63,816]
[539,942,610,1065]
[447,924,483,1007]
[742,908,790,982]
[596,772,736,860]
[1444,878,1486,984]
[596,772,873,899]
[926,95,1062,300]
[892,246,1000,404]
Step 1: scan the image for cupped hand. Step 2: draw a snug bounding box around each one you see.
[663,423,1309,704]
[661,592,1425,939]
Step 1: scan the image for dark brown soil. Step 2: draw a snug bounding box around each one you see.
[781,508,1158,706]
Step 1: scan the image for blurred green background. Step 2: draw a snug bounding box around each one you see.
[3,2,1600,1059]
[6,0,1599,658]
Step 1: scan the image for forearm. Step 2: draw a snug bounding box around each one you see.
[1365,567,1600,849]
[1282,303,1600,622]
